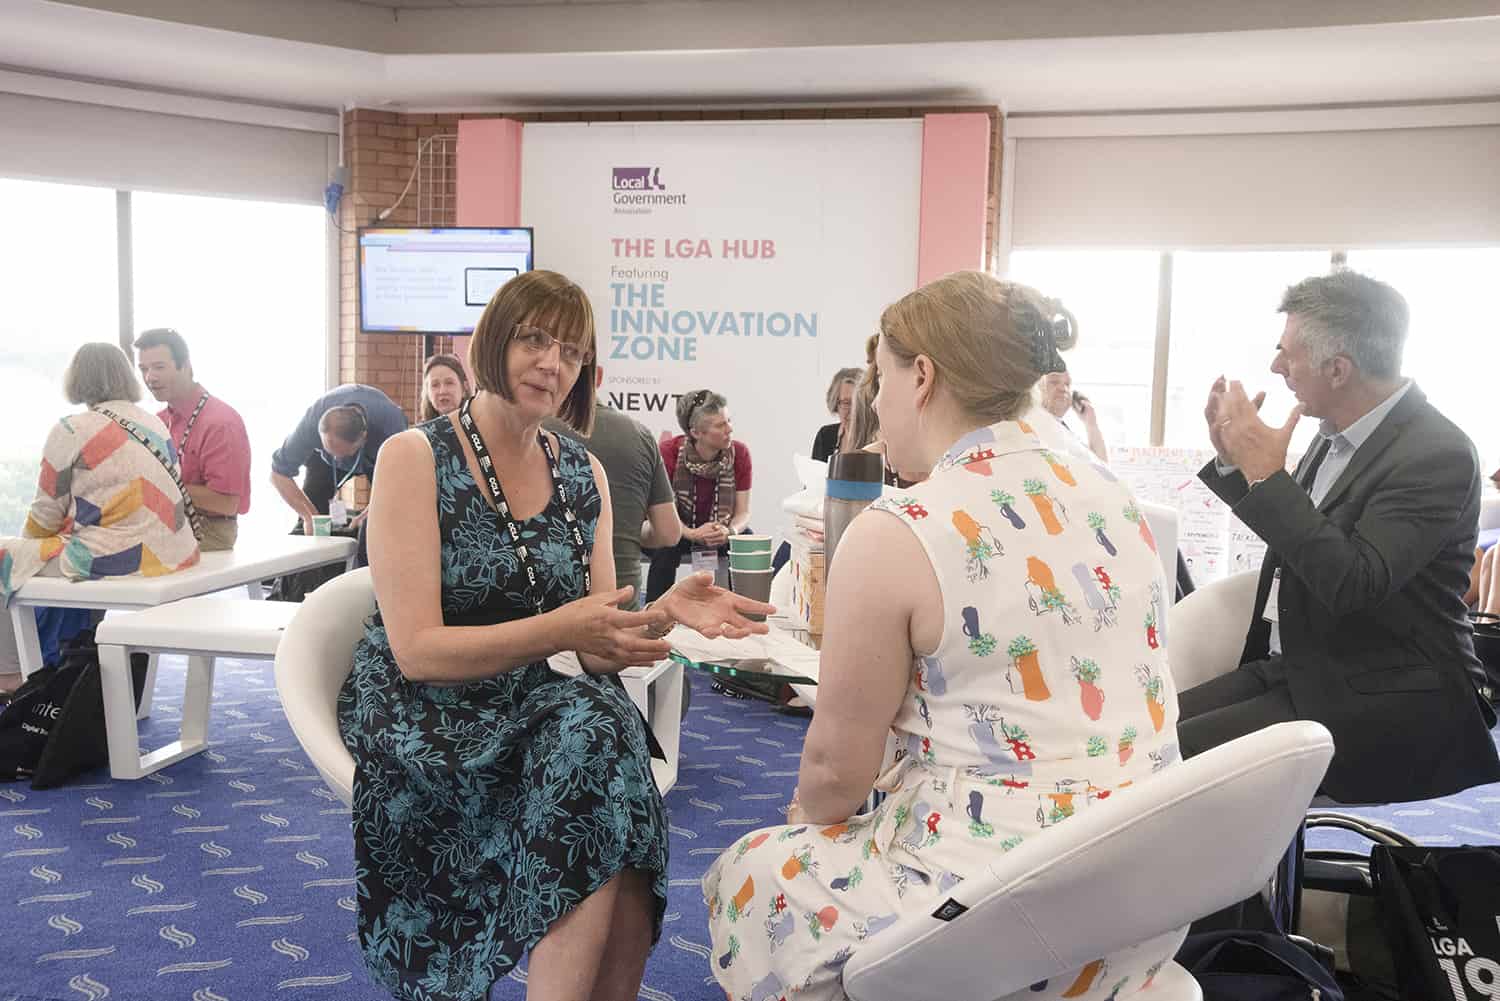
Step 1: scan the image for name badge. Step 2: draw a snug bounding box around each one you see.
[1263,568,1281,623]
[690,548,720,576]
[329,498,349,528]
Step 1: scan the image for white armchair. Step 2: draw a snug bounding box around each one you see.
[842,720,1335,1001]
[1481,491,1500,535]
[1164,570,1258,693]
[273,568,372,806]
[1140,499,1180,590]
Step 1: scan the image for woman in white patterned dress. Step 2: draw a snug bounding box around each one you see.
[703,271,1185,1001]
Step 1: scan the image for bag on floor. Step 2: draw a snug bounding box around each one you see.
[1467,611,1500,704]
[0,630,112,789]
[0,662,76,781]
[1177,930,1344,1001]
[1372,844,1500,1001]
[1297,812,1411,1000]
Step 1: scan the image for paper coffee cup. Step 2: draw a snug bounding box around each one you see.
[729,551,774,571]
[729,534,774,553]
[730,567,775,620]
[311,515,333,537]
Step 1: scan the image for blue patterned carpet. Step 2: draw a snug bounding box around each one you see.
[0,657,805,1001]
[1,655,1497,1001]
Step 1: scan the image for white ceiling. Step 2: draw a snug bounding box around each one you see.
[3,0,1500,114]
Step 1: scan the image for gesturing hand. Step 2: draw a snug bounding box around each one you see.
[562,586,673,673]
[1214,380,1303,484]
[1204,376,1266,463]
[660,572,775,641]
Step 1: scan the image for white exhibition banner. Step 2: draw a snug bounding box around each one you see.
[520,120,923,539]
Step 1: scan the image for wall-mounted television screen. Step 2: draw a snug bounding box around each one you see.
[358,227,534,334]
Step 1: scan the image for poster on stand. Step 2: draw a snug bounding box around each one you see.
[520,120,923,539]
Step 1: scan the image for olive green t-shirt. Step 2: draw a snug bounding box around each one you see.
[546,405,673,602]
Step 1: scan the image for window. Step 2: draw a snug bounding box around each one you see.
[0,181,330,539]
[1007,250,1161,449]
[1163,251,1331,456]
[1343,248,1500,470]
[132,191,329,540]
[0,179,119,534]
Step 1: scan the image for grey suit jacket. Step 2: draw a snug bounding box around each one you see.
[1199,384,1500,803]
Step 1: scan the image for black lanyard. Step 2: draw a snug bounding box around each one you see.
[458,396,590,614]
[174,391,211,456]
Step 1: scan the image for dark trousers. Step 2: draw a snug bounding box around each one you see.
[301,459,336,518]
[1177,656,1300,760]
[267,461,361,600]
[1178,657,1306,940]
[645,538,725,604]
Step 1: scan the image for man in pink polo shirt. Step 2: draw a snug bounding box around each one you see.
[134,328,252,551]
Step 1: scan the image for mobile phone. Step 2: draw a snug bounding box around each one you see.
[1071,391,1089,415]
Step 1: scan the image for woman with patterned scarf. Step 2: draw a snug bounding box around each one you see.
[645,389,753,603]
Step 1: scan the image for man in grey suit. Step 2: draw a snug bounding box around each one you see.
[1182,270,1500,804]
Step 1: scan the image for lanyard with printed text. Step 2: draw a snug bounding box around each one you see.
[96,406,205,542]
[458,396,590,614]
[174,391,211,457]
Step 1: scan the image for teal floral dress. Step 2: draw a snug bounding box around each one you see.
[338,418,669,1001]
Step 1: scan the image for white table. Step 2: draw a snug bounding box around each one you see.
[10,535,356,679]
[550,652,684,795]
[95,596,302,779]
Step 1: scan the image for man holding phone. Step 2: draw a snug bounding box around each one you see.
[1039,366,1109,462]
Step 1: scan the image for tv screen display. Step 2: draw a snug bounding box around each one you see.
[358,227,534,334]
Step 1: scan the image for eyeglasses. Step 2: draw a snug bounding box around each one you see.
[513,324,593,367]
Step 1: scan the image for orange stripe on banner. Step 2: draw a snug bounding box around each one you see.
[100,479,144,527]
[138,478,181,530]
[80,422,129,469]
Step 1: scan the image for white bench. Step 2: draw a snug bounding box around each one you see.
[94,595,302,779]
[10,535,356,679]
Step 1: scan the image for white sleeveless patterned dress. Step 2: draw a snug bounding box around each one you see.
[703,419,1185,1001]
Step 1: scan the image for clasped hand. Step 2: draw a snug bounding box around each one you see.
[687,522,731,547]
[1204,376,1303,484]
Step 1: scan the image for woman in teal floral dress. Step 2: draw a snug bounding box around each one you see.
[339,270,772,1001]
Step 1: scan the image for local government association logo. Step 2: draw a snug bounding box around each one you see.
[611,166,685,210]
[612,167,666,191]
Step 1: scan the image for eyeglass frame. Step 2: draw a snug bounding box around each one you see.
[511,323,594,367]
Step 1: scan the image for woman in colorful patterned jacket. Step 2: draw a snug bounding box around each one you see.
[0,343,200,686]
[704,271,1184,1001]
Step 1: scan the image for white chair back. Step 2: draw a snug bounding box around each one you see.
[273,568,373,806]
[1165,569,1259,692]
[842,720,1334,1001]
[1481,490,1500,534]
[1140,499,1179,589]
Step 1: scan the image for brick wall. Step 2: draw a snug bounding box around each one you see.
[337,105,1003,420]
